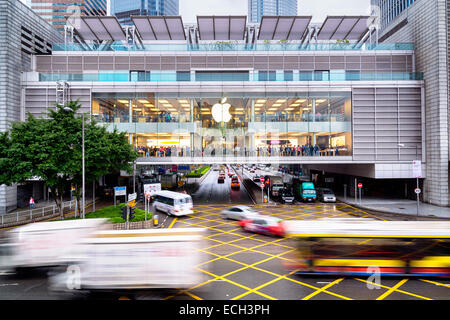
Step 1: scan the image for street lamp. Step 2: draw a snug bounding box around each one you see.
[398,143,420,218]
[64,107,85,219]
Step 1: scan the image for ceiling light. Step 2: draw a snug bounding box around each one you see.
[285,108,295,111]
[181,104,190,107]
[117,99,129,104]
[316,99,327,103]
[158,100,169,104]
[178,100,189,104]
[272,103,282,107]
[290,103,300,107]
[138,99,150,104]
[276,99,286,103]
[269,108,278,111]
[256,99,266,103]
[295,99,307,103]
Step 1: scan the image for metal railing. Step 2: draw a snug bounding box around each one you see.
[1,200,78,227]
[52,42,415,52]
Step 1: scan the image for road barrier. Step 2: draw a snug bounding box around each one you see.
[0,199,96,228]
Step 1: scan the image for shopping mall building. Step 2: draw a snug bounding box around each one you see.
[11,14,435,210]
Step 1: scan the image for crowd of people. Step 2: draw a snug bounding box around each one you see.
[136,145,191,157]
[256,144,332,156]
[136,144,345,157]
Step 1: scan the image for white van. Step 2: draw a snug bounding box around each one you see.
[152,191,193,216]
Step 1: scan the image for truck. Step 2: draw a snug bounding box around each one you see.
[0,219,108,273]
[293,180,317,202]
[49,228,207,294]
[264,175,284,198]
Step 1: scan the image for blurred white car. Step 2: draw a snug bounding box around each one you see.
[221,206,260,221]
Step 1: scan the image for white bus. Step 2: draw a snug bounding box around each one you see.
[152,191,193,216]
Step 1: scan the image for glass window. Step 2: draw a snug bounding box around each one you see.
[314,70,330,81]
[258,71,276,81]
[299,71,313,81]
[284,71,293,81]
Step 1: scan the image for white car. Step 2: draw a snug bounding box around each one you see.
[221,206,260,221]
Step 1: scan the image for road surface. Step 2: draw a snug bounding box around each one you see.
[191,168,254,205]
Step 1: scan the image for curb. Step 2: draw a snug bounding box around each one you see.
[338,199,450,220]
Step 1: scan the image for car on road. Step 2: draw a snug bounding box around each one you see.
[316,188,337,203]
[231,176,240,189]
[281,189,295,204]
[238,216,286,237]
[253,175,261,183]
[221,206,260,220]
[228,171,234,178]
[218,171,225,183]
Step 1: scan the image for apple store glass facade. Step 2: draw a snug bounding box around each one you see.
[92,91,352,158]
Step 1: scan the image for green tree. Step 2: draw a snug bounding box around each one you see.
[0,100,138,218]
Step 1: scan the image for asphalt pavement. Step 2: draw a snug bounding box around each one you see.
[191,168,254,205]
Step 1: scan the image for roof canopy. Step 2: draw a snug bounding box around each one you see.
[70,16,126,41]
[317,16,371,41]
[67,15,375,44]
[258,16,312,40]
[197,16,247,40]
[132,16,186,40]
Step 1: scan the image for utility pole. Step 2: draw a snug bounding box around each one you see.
[82,112,85,219]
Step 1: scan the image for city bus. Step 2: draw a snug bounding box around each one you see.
[283,218,450,277]
[152,190,193,216]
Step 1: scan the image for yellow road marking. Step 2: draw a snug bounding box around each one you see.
[302,278,345,300]
[419,279,450,288]
[354,278,432,300]
[376,279,409,300]
[168,217,178,229]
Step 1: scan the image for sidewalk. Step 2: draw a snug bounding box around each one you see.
[337,195,450,219]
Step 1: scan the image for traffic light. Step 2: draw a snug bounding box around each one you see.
[121,206,127,220]
[129,206,135,220]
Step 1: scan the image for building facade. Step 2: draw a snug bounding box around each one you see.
[371,0,417,30]
[248,0,298,23]
[372,0,449,207]
[26,0,107,33]
[0,0,64,214]
[17,15,427,209]
[111,0,179,25]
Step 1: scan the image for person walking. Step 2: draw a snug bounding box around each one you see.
[29,197,35,209]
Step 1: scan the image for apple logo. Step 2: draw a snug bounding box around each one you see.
[212,97,232,123]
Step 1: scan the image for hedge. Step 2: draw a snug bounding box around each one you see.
[186,165,211,178]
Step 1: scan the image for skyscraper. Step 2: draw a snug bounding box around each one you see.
[111,0,179,25]
[371,0,417,30]
[26,0,107,33]
[248,0,298,23]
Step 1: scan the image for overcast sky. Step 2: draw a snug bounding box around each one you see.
[180,0,371,23]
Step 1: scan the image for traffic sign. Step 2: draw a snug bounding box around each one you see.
[260,177,265,183]
[415,188,421,194]
[358,183,363,189]
[413,160,422,178]
[128,192,137,202]
[128,200,136,207]
[114,186,126,196]
[260,183,264,189]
